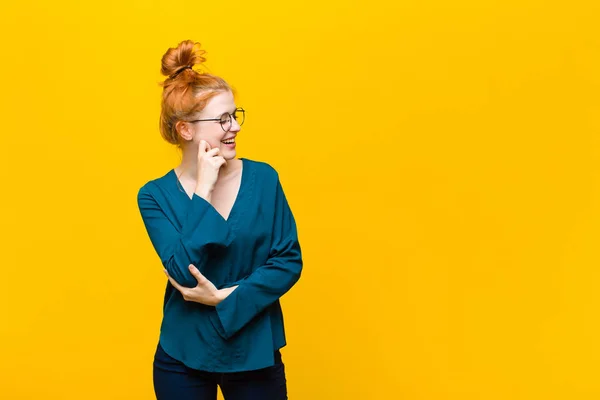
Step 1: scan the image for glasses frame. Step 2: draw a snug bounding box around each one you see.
[187,107,245,132]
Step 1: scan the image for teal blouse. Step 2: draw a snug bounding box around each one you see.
[137,158,302,372]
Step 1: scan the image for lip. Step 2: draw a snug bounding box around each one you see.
[221,135,237,141]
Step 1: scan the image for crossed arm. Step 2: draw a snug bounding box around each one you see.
[138,178,302,340]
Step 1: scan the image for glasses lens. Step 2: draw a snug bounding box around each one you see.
[233,108,245,127]
[220,114,231,132]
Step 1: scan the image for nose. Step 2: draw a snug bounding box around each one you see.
[228,117,241,133]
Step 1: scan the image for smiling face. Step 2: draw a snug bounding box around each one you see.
[180,90,242,159]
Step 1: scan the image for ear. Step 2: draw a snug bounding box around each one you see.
[175,120,195,142]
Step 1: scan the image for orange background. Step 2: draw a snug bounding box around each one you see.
[1,0,600,399]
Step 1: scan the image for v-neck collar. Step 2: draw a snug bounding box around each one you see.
[171,158,247,223]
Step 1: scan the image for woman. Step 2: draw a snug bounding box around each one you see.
[137,40,303,400]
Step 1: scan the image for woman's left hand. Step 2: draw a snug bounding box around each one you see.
[164,264,223,306]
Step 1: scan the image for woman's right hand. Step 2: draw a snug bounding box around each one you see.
[195,140,226,198]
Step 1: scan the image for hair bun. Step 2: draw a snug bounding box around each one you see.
[160,40,207,80]
[169,65,194,79]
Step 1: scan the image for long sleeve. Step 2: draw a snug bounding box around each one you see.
[212,177,302,340]
[137,183,236,288]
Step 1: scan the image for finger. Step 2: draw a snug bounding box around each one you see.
[199,140,210,153]
[188,264,208,284]
[167,276,181,291]
[216,156,227,167]
[164,269,183,291]
[205,147,220,157]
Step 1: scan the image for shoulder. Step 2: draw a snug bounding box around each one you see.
[137,169,173,199]
[242,158,280,182]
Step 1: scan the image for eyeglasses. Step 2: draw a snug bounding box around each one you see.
[187,108,245,132]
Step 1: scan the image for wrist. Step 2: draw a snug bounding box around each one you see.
[194,184,213,201]
[214,289,226,305]
[215,286,237,305]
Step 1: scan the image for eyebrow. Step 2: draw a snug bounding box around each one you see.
[219,106,237,116]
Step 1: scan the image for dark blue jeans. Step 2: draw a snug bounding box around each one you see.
[153,343,288,400]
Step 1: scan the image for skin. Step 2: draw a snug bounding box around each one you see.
[164,90,242,307]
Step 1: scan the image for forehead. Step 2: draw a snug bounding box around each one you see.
[199,91,235,115]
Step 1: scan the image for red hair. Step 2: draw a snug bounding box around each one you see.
[158,40,232,148]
